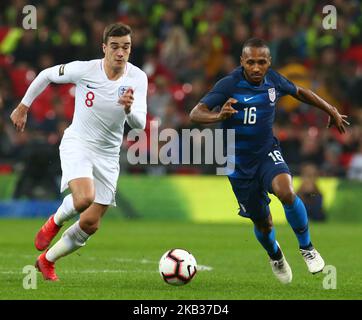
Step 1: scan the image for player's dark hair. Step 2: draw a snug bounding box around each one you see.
[103,23,132,44]
[242,38,270,55]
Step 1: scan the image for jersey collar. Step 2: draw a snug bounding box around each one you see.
[100,59,129,81]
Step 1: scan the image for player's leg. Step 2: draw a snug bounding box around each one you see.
[252,214,280,261]
[261,143,325,273]
[254,216,292,284]
[46,203,108,261]
[36,203,108,281]
[34,177,94,251]
[272,173,325,273]
[45,196,109,259]
[55,177,96,224]
[272,173,311,247]
[36,153,118,281]
[228,177,292,283]
[35,135,95,251]
[35,177,97,280]
[251,206,292,284]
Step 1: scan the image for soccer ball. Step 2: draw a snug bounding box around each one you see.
[159,248,197,286]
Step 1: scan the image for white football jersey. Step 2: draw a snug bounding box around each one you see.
[22,59,148,155]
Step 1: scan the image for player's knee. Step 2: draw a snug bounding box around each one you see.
[257,225,272,235]
[254,218,273,235]
[79,219,99,235]
[73,195,94,212]
[277,189,295,206]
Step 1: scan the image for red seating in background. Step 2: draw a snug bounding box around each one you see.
[57,84,75,121]
[30,86,54,122]
[0,164,13,174]
[9,66,36,99]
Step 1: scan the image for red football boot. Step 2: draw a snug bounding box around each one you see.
[35,251,59,281]
[34,214,61,251]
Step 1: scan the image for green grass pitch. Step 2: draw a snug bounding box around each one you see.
[1,218,361,300]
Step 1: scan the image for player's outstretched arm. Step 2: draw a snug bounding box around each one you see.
[10,62,87,132]
[10,67,58,132]
[190,99,238,124]
[292,86,350,134]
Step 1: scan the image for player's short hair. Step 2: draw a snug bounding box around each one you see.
[242,38,270,55]
[103,23,132,44]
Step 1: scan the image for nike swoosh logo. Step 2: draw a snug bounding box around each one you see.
[243,96,254,102]
[86,84,98,89]
[275,162,284,165]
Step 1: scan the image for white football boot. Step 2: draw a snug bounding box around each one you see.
[300,247,325,274]
[269,242,292,284]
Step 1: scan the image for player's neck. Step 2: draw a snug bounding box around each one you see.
[243,70,263,86]
[103,60,126,81]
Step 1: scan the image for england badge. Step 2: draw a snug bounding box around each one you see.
[118,86,132,97]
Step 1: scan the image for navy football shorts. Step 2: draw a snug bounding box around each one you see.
[228,144,291,221]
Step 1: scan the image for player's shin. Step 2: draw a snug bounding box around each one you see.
[283,195,312,249]
[253,226,281,260]
[45,220,90,262]
[54,194,78,226]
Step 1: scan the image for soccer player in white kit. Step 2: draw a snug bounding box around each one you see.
[10,23,148,281]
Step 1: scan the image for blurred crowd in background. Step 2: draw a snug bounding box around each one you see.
[0,0,362,201]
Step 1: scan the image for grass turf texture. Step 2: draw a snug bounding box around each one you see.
[1,218,361,300]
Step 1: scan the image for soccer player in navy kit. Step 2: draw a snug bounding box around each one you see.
[190,38,349,284]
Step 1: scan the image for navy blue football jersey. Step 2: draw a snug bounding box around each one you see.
[200,66,297,179]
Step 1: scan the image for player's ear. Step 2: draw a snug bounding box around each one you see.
[240,56,243,66]
[102,43,106,54]
[268,56,272,67]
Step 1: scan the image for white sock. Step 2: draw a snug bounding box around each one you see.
[54,194,78,226]
[46,221,90,262]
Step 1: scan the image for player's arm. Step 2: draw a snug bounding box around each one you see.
[292,86,350,134]
[190,99,238,124]
[120,71,148,129]
[10,61,87,132]
[190,77,238,124]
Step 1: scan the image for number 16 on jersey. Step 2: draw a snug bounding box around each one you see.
[268,150,285,164]
[243,107,256,124]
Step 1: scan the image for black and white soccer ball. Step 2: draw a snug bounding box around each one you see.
[159,248,197,286]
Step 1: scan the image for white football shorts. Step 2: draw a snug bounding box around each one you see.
[59,135,119,207]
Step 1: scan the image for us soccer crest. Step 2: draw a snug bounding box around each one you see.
[118,86,131,97]
[268,88,276,102]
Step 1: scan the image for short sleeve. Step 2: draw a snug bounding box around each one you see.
[200,76,233,110]
[277,72,297,96]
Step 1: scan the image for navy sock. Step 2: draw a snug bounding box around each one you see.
[283,196,312,248]
[254,226,281,259]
